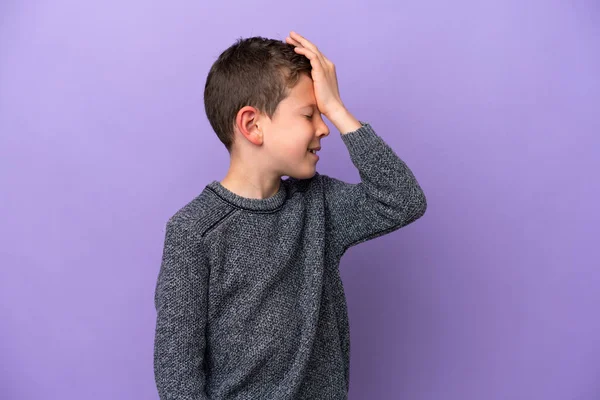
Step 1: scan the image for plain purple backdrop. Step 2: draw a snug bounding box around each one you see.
[1,1,599,399]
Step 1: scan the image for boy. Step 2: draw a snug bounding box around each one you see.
[153,31,427,400]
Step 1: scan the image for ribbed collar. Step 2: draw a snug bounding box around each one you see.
[206,178,288,211]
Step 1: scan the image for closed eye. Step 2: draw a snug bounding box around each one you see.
[304,114,313,120]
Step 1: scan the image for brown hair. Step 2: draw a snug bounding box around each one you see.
[203,36,312,153]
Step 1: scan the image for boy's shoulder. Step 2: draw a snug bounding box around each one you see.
[164,173,328,234]
[164,185,232,238]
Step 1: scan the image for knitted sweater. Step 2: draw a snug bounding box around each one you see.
[153,122,427,399]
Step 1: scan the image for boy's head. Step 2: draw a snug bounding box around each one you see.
[204,36,330,179]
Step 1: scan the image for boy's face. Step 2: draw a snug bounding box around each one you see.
[261,73,330,179]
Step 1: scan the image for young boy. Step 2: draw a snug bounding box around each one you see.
[153,31,427,400]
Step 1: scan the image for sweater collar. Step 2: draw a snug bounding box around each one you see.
[206,178,287,211]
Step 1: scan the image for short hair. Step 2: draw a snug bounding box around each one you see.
[203,36,312,153]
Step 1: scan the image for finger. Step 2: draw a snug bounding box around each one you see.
[290,31,317,52]
[289,32,327,67]
[290,32,323,58]
[285,36,301,47]
[293,46,324,74]
[294,47,332,81]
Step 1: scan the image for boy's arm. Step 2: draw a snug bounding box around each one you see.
[322,115,427,255]
[154,217,209,400]
[284,32,426,255]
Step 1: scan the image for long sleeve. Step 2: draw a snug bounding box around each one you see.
[154,217,210,400]
[321,121,427,255]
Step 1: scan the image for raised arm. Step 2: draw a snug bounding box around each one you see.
[321,121,427,255]
[284,31,427,256]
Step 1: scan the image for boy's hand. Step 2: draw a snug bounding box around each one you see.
[285,31,346,119]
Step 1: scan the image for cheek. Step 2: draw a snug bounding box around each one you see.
[266,119,312,160]
[282,144,305,160]
[267,137,296,163]
[277,131,310,158]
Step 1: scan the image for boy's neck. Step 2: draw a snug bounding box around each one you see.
[220,170,282,201]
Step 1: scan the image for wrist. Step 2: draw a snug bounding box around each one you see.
[326,106,362,135]
[325,104,347,121]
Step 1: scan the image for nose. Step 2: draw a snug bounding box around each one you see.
[316,114,330,137]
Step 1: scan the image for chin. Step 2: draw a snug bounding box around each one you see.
[287,168,317,180]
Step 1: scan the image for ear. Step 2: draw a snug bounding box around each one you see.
[235,106,264,146]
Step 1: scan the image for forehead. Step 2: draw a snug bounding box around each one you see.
[284,74,316,110]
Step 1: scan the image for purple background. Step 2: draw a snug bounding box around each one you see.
[1,1,599,399]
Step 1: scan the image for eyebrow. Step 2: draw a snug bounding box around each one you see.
[297,103,317,110]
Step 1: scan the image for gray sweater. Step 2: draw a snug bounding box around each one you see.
[153,122,427,400]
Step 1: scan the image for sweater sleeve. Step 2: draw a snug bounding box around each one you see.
[321,121,427,256]
[153,217,210,400]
